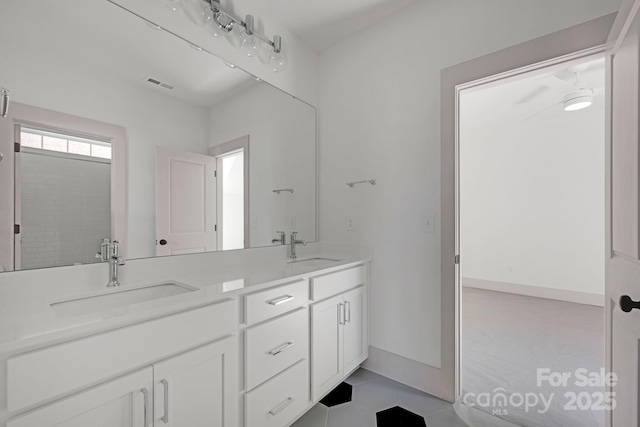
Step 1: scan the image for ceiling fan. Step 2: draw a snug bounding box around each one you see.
[521,64,603,119]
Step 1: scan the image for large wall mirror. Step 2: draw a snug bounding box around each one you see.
[0,0,317,272]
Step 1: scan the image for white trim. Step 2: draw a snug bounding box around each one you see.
[441,13,616,403]
[21,147,111,165]
[208,135,250,250]
[462,277,605,307]
[361,346,443,399]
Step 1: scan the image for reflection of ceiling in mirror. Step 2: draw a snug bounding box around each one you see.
[0,0,257,108]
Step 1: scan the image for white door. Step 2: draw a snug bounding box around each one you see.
[608,1,640,425]
[156,146,216,256]
[343,286,368,374]
[7,367,153,427]
[153,338,237,427]
[311,294,344,401]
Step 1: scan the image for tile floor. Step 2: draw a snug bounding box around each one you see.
[292,369,469,427]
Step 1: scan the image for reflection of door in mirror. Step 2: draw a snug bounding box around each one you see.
[209,136,250,251]
[155,146,217,256]
[0,102,127,272]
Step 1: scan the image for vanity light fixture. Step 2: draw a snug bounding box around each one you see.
[169,0,288,72]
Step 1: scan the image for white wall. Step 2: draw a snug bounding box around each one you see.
[460,106,605,296]
[209,84,317,247]
[318,0,620,373]
[20,153,111,270]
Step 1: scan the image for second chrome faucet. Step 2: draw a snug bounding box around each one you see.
[290,231,306,260]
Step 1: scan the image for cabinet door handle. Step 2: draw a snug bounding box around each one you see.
[267,295,294,306]
[140,387,150,427]
[269,397,295,415]
[345,301,351,323]
[161,379,170,423]
[338,303,345,325]
[268,341,295,356]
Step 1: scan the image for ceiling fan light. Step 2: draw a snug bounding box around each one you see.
[563,90,593,111]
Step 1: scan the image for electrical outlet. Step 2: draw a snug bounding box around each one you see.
[422,213,435,233]
[251,216,258,228]
[290,217,297,230]
[507,266,514,274]
[346,217,355,231]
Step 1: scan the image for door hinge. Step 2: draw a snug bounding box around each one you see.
[214,170,217,178]
[454,254,460,265]
[14,224,20,234]
[14,142,20,152]
[214,224,217,232]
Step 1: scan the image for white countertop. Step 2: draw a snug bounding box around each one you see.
[0,255,369,354]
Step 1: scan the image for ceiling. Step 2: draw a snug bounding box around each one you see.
[0,0,258,108]
[461,57,606,130]
[261,0,421,51]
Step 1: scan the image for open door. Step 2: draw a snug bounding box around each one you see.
[607,0,640,424]
[156,146,216,256]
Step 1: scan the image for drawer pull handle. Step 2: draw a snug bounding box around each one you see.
[269,397,295,415]
[161,379,169,423]
[268,341,295,356]
[345,301,351,323]
[268,295,295,306]
[141,387,150,427]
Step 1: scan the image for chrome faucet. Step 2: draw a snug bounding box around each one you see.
[290,232,306,260]
[272,231,286,245]
[96,238,126,287]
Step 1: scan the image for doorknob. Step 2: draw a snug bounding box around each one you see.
[159,239,168,245]
[620,295,640,312]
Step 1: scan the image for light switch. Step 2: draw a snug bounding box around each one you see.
[346,217,355,232]
[422,213,435,233]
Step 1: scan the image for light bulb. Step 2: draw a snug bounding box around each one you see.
[269,35,287,72]
[204,8,222,36]
[183,0,208,26]
[240,15,258,57]
[225,23,242,48]
[241,33,259,57]
[161,0,183,12]
[269,50,287,72]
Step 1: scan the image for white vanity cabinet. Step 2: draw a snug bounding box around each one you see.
[242,279,311,427]
[153,337,236,427]
[310,266,368,401]
[7,367,154,427]
[6,300,238,427]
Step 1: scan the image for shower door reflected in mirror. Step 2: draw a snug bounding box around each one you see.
[17,126,111,270]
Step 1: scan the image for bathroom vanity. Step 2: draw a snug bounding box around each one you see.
[0,257,369,427]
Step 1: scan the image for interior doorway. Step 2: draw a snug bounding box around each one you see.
[456,54,606,427]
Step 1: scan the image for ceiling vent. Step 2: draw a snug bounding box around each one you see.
[145,76,174,90]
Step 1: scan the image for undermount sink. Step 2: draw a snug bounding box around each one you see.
[50,282,197,318]
[289,257,342,267]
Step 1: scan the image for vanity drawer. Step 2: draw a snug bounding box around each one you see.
[7,299,236,413]
[245,308,308,391]
[244,279,308,325]
[245,359,309,427]
[310,265,366,301]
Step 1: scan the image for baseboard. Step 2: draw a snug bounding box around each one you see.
[462,277,604,307]
[361,346,450,402]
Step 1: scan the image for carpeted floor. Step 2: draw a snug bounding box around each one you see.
[461,287,605,427]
